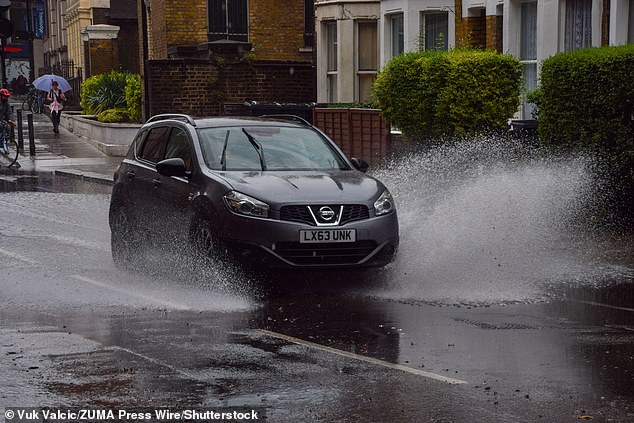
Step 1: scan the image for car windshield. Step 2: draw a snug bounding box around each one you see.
[197,126,349,171]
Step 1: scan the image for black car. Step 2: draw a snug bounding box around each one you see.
[109,114,399,270]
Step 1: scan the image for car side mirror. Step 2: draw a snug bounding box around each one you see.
[156,157,187,177]
[351,158,369,173]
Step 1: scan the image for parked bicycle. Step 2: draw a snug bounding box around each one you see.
[0,120,18,167]
[22,86,43,114]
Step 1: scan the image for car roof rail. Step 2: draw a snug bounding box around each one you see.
[259,114,311,126]
[146,114,197,127]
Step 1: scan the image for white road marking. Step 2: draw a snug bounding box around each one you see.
[572,300,634,313]
[106,346,199,380]
[0,247,40,265]
[71,275,191,311]
[256,329,468,385]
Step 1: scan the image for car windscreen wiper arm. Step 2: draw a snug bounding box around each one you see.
[220,130,230,171]
[242,128,267,171]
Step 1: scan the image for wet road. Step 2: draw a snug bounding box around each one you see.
[1,174,633,422]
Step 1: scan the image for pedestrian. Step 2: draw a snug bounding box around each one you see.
[0,88,16,125]
[17,75,27,95]
[47,80,66,134]
[0,88,16,142]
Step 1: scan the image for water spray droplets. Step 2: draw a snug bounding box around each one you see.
[371,135,612,305]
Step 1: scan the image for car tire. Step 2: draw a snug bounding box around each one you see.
[110,204,142,269]
[191,217,222,259]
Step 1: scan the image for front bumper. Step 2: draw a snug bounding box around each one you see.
[217,211,399,269]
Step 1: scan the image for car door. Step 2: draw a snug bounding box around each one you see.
[155,125,198,242]
[117,129,147,209]
[131,125,170,233]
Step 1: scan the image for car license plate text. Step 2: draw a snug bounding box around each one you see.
[300,229,356,243]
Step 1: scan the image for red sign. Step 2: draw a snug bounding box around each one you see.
[0,46,23,53]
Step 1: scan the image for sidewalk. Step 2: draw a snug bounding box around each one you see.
[8,100,122,184]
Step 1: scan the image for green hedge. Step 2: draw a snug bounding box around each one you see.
[125,73,142,122]
[538,44,634,155]
[81,71,142,122]
[538,44,634,224]
[97,108,129,123]
[372,49,523,138]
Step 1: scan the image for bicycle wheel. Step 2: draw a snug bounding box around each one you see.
[0,135,19,167]
[30,98,40,114]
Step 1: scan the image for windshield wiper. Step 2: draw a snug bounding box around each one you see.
[242,128,267,171]
[220,130,230,171]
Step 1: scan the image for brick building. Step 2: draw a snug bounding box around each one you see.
[138,0,316,120]
[41,0,139,98]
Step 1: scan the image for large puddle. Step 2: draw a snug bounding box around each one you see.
[1,139,632,308]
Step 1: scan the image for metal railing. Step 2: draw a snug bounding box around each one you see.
[38,60,80,79]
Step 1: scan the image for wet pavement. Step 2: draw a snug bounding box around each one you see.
[0,190,633,422]
[1,113,634,422]
[3,99,120,183]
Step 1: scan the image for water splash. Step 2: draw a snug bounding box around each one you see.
[371,136,625,305]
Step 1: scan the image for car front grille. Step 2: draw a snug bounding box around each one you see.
[280,205,369,226]
[275,240,377,265]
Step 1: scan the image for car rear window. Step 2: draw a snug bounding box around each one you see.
[197,126,349,171]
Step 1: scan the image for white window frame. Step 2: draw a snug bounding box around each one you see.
[390,13,404,58]
[420,11,450,51]
[520,0,538,119]
[326,21,338,103]
[608,0,633,45]
[629,0,634,42]
[355,20,378,103]
[559,0,596,52]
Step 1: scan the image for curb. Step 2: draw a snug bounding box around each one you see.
[73,135,129,157]
[54,169,113,185]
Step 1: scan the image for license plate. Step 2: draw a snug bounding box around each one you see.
[299,229,356,243]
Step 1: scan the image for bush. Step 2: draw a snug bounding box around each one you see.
[97,108,129,123]
[80,73,104,115]
[81,71,142,122]
[125,73,142,122]
[372,52,440,138]
[539,45,634,152]
[439,51,523,134]
[373,49,523,138]
[538,44,634,225]
[525,87,543,118]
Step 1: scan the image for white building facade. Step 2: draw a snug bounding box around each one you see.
[315,0,634,108]
[315,1,382,103]
[380,0,456,66]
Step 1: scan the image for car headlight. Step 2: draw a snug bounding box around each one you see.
[224,191,270,218]
[374,190,395,216]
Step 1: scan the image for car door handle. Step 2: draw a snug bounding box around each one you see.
[127,171,135,179]
[152,179,162,188]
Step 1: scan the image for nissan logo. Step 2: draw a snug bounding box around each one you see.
[319,206,336,221]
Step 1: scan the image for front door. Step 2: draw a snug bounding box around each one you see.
[155,126,197,243]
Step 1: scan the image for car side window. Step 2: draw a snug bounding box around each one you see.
[133,130,147,158]
[139,126,170,164]
[164,127,193,171]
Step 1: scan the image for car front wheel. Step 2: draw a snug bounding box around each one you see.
[192,217,217,255]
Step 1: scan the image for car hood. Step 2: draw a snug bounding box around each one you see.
[216,170,386,208]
